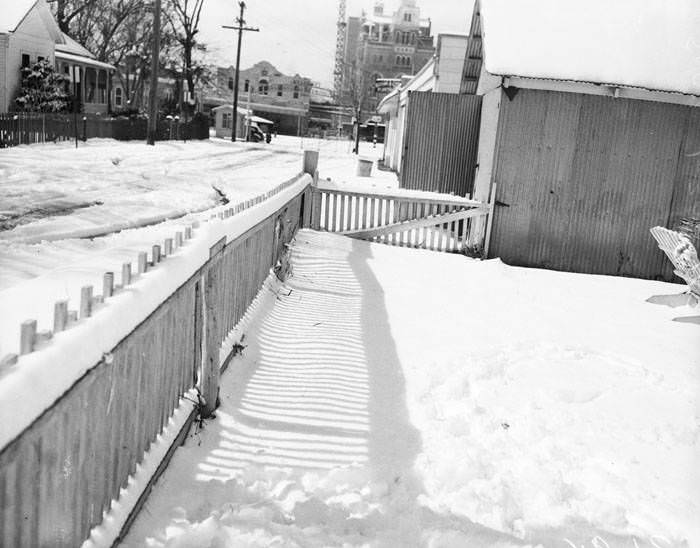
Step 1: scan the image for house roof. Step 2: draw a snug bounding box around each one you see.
[56,32,95,59]
[479,0,700,97]
[0,0,40,33]
[54,51,115,71]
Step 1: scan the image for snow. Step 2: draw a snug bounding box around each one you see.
[480,0,700,96]
[0,139,302,244]
[0,137,392,290]
[120,230,700,548]
[0,174,311,449]
[0,135,392,450]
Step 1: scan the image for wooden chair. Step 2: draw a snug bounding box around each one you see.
[650,226,700,302]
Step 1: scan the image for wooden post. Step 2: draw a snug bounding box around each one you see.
[122,263,132,286]
[201,260,221,418]
[20,320,37,355]
[152,245,161,264]
[484,183,497,258]
[54,301,68,333]
[164,238,173,256]
[80,286,93,318]
[175,232,183,248]
[185,226,192,240]
[103,272,114,298]
[138,252,148,274]
[311,188,322,230]
[303,150,319,176]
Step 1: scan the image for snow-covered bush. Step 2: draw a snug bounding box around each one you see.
[14,59,71,113]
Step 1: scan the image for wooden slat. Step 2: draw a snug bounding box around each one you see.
[343,207,488,239]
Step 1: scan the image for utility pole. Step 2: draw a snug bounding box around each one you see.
[147,0,161,145]
[223,2,259,142]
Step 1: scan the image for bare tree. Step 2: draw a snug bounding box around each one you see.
[342,61,374,153]
[164,0,205,112]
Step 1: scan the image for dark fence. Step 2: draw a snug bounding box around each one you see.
[0,112,209,147]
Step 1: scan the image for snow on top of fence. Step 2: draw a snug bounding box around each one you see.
[316,179,484,206]
[0,173,311,450]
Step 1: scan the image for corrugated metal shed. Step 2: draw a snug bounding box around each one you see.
[489,88,699,280]
[400,91,482,196]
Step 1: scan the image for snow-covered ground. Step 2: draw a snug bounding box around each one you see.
[0,135,395,358]
[121,230,700,548]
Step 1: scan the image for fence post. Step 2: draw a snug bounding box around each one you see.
[200,255,221,418]
[303,149,319,176]
[483,183,497,258]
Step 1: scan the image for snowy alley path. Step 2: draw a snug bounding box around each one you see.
[121,230,699,547]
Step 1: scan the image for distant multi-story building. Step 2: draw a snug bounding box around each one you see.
[340,0,435,114]
[201,60,312,135]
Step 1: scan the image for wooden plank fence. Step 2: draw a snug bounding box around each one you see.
[0,156,316,547]
[310,181,496,255]
[0,112,209,147]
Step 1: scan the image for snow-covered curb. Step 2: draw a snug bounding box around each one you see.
[80,389,198,548]
[0,174,311,450]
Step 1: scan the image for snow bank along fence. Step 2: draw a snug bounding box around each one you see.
[0,112,209,147]
[310,179,497,255]
[0,153,317,547]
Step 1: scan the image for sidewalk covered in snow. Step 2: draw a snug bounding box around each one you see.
[121,230,699,548]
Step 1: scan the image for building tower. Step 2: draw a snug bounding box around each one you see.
[333,0,347,102]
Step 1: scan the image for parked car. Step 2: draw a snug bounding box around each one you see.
[247,123,265,142]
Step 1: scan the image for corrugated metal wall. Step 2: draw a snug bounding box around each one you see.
[401,92,482,196]
[489,88,700,280]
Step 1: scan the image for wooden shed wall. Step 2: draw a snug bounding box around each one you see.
[489,88,700,280]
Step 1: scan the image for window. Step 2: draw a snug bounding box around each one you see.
[258,78,268,95]
[277,84,283,96]
[21,54,30,68]
[261,69,268,76]
[293,85,299,99]
[37,56,45,63]
[228,77,234,90]
[115,87,123,107]
[404,12,412,22]
[222,112,232,129]
[244,79,249,92]
[85,68,97,103]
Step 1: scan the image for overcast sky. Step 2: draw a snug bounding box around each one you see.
[198,0,473,87]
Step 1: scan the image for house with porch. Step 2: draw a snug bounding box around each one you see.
[0,0,115,114]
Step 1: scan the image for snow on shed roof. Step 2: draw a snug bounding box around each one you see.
[0,0,40,33]
[480,0,700,96]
